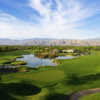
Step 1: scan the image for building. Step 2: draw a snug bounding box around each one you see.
[62,49,74,53]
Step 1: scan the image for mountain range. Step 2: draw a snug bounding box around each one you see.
[0,38,100,46]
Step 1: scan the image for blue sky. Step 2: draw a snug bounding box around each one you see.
[0,0,100,39]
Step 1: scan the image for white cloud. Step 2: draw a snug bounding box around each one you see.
[0,0,100,39]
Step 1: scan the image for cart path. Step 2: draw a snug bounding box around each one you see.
[69,88,100,100]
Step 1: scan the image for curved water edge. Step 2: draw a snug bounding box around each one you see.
[16,54,75,68]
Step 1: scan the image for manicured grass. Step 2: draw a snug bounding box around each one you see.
[1,50,100,100]
[58,52,100,76]
[79,93,100,100]
[1,70,65,84]
[0,69,65,100]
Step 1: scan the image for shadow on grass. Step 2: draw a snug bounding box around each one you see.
[46,94,70,100]
[0,81,41,100]
[0,68,18,73]
[65,73,100,85]
[7,81,41,96]
[0,91,17,100]
[0,73,17,100]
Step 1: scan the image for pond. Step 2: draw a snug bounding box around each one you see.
[16,54,74,68]
[56,56,75,60]
[16,54,56,68]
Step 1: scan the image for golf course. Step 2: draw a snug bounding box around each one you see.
[0,46,100,100]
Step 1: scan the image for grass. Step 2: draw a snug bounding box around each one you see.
[10,61,26,66]
[79,93,100,100]
[58,52,100,76]
[1,50,100,100]
[1,70,65,85]
[0,80,42,100]
[0,69,65,100]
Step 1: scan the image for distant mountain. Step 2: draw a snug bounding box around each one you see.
[92,38,100,41]
[0,39,24,45]
[86,38,100,41]
[0,38,100,46]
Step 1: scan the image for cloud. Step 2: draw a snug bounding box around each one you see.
[0,0,100,39]
[0,11,41,39]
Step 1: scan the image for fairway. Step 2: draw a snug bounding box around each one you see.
[58,51,100,77]
[2,70,65,82]
[30,70,65,81]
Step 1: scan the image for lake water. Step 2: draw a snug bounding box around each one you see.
[56,56,75,60]
[17,54,74,68]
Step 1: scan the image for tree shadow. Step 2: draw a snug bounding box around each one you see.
[46,94,70,100]
[0,90,17,100]
[6,81,41,96]
[0,80,41,100]
[66,74,84,85]
[65,73,100,85]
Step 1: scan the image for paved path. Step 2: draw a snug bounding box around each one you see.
[69,88,100,100]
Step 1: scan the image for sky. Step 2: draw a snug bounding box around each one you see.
[0,0,100,39]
